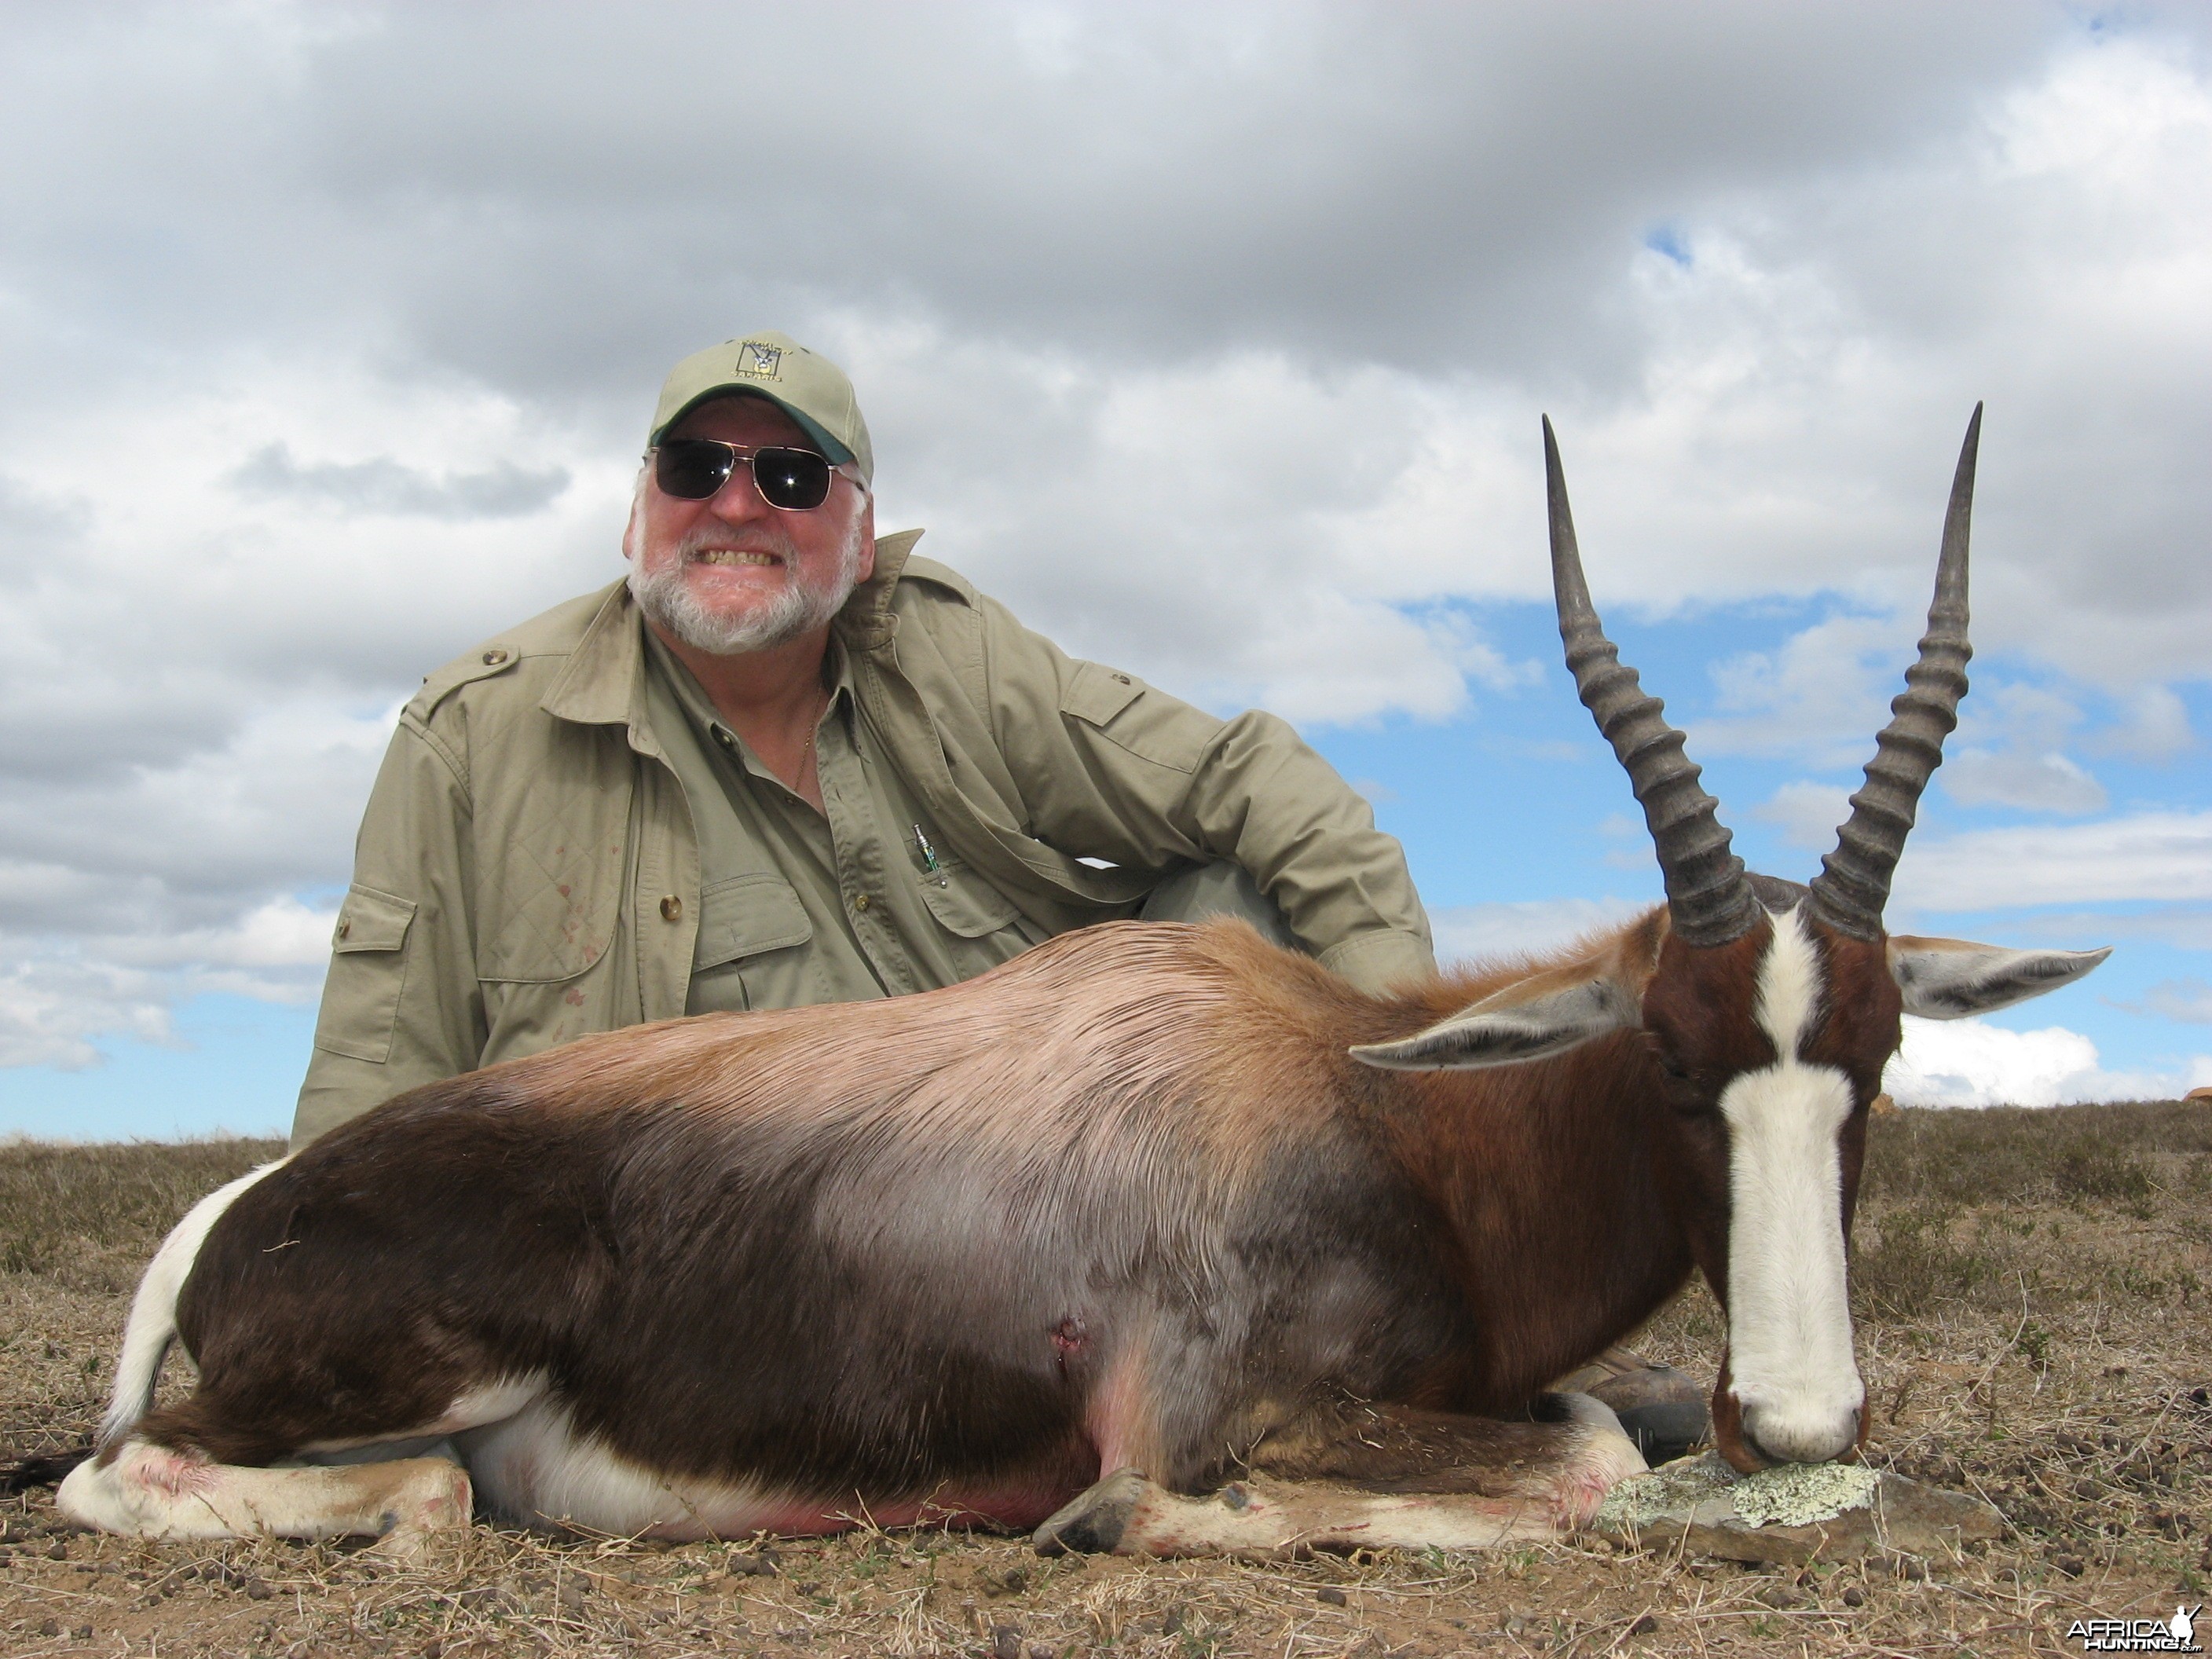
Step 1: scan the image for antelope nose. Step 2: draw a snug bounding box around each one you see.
[1741,1403,1860,1467]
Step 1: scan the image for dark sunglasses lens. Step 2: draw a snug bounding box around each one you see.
[656,440,736,500]
[751,447,833,510]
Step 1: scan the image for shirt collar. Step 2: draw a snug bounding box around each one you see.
[834,527,925,651]
[639,616,855,759]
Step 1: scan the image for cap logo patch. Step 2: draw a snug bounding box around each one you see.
[732,342,784,380]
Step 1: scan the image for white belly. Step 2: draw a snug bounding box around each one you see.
[458,1395,802,1539]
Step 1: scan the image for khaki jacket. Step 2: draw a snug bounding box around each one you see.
[291,532,1435,1145]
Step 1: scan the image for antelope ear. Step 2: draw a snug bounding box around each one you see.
[1351,976,1639,1071]
[1885,936,2111,1020]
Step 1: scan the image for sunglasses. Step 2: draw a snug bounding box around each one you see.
[653,439,840,511]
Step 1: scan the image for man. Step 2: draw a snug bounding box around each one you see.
[291,332,1435,1147]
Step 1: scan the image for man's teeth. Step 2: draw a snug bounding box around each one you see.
[694,550,778,566]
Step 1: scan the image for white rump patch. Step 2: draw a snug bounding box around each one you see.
[1719,907,1864,1465]
[102,1159,287,1447]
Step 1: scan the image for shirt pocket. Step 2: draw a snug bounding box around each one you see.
[311,884,418,1064]
[917,862,1030,940]
[690,873,815,1011]
[1060,659,1210,772]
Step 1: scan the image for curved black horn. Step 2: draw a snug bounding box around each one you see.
[1807,405,1979,939]
[1546,417,1760,947]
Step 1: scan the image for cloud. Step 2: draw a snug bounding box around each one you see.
[2001,905,2212,951]
[2090,684,2195,760]
[1693,614,1916,767]
[1939,748,2107,813]
[232,444,569,519]
[0,5,2209,1095]
[1935,679,2108,813]
[1892,809,2212,914]
[2126,976,2212,1024]
[1753,781,1853,851]
[1430,897,1650,965]
[1882,1015,2210,1108]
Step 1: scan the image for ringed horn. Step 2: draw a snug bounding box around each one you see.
[1808,405,1981,939]
[1545,416,1760,946]
[1542,406,1983,947]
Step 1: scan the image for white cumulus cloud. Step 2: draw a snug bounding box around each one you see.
[1884,1015,2211,1108]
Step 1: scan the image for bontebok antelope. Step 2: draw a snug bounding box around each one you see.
[57,408,2105,1558]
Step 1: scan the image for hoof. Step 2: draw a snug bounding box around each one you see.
[1612,1401,1711,1466]
[1033,1468,1149,1557]
[1554,1348,1711,1465]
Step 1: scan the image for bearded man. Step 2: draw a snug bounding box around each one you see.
[291,333,1436,1146]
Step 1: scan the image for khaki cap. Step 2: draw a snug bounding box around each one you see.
[648,331,874,487]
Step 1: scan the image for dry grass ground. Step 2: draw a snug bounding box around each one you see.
[2,1101,2207,1658]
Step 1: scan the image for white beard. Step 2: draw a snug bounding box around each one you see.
[627,511,866,657]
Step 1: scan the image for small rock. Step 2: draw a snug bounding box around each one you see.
[558,1580,589,1613]
[2055,1555,2086,1578]
[1842,1587,1866,1608]
[1596,1454,2001,1567]
[1754,1585,1804,1610]
[38,1620,61,1638]
[244,1575,273,1600]
[1317,1587,1349,1606]
[991,1624,1024,1659]
[46,1540,68,1561]
[73,1627,93,1641]
[1895,1557,1928,1581]
[1628,1613,1660,1635]
[2073,1478,2104,1500]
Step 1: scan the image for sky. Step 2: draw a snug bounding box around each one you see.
[1,2,2207,1140]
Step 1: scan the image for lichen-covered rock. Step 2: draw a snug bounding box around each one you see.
[1594,1452,2001,1566]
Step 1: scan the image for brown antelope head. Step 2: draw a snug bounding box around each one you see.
[1353,408,2107,1469]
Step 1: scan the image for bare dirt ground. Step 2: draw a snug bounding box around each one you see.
[2,1100,2207,1658]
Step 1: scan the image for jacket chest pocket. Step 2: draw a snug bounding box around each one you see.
[690,873,815,1012]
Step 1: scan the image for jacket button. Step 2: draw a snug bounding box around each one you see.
[335,919,350,941]
[851,893,871,911]
[660,895,683,921]
[482,647,510,666]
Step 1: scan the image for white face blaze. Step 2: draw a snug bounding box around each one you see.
[1716,906,1866,1464]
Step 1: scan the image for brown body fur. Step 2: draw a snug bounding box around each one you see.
[131,917,1702,1519]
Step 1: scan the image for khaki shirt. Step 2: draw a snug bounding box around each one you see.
[642,627,1049,1011]
[291,533,1435,1146]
